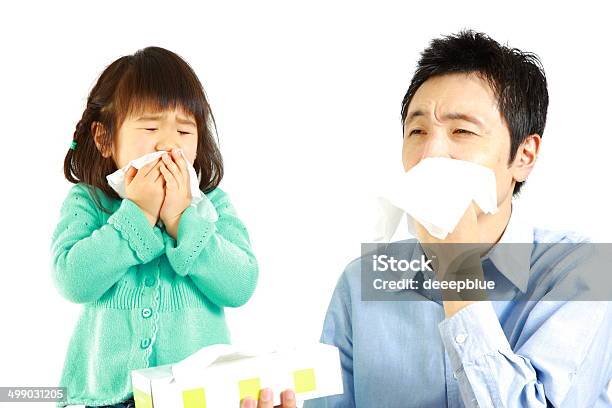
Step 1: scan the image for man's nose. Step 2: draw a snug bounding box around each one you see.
[420,130,450,160]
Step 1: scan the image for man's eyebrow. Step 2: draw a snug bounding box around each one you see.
[405,110,484,127]
[443,112,484,127]
[406,110,425,124]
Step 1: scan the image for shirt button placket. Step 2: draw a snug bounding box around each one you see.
[140,338,151,349]
[139,261,160,359]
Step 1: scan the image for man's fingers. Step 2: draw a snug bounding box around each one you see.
[280,390,296,408]
[257,388,274,408]
[240,397,256,408]
[239,389,294,408]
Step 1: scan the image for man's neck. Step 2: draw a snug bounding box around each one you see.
[476,194,512,253]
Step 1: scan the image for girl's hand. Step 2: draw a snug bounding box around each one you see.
[240,388,297,408]
[159,148,192,239]
[125,158,165,226]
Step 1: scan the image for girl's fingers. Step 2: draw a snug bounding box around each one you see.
[171,149,189,183]
[156,164,167,184]
[140,158,161,178]
[124,166,137,185]
[145,159,164,181]
[159,163,177,189]
[161,153,182,185]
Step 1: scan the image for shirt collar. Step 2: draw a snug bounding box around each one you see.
[407,200,534,293]
[481,201,533,292]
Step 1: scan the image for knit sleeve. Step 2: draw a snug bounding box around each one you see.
[50,183,165,304]
[163,188,259,308]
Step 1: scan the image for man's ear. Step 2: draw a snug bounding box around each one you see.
[91,121,112,158]
[511,133,541,183]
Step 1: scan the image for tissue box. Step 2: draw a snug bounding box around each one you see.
[131,343,344,407]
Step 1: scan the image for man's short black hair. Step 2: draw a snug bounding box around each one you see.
[401,30,548,195]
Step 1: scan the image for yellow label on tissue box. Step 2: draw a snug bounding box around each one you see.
[294,368,317,393]
[182,387,206,408]
[239,377,261,400]
[133,388,153,408]
[131,343,344,407]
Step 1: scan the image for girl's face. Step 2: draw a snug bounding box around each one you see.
[107,107,198,169]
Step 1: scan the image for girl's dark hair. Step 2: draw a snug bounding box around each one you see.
[400,30,548,195]
[64,46,223,213]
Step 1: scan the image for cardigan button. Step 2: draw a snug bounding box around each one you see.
[142,308,152,318]
[144,276,155,287]
[140,338,151,349]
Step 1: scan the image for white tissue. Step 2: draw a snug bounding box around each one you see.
[171,343,239,384]
[106,150,204,207]
[375,157,499,241]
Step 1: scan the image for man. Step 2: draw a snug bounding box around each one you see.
[241,30,611,408]
[302,30,611,407]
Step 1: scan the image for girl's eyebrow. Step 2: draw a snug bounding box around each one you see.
[135,114,164,122]
[135,114,196,127]
[176,117,197,127]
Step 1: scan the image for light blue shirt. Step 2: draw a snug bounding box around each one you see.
[305,207,612,407]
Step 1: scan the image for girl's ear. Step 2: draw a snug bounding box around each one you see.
[91,121,112,158]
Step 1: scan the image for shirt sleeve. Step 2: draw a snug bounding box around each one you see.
[163,188,258,308]
[438,300,611,407]
[50,183,165,304]
[304,271,356,408]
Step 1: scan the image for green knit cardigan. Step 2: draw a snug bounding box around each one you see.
[50,182,258,407]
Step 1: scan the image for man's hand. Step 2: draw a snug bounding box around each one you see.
[413,202,487,316]
[240,388,297,408]
[159,148,192,239]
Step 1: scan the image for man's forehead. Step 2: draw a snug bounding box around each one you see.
[406,73,499,124]
[406,109,486,128]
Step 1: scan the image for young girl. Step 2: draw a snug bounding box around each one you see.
[51,47,259,408]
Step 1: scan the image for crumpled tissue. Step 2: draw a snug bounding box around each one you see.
[375,157,499,241]
[106,150,218,225]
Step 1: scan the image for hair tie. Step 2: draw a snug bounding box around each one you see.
[70,140,77,150]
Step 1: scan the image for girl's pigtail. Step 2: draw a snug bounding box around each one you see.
[64,101,97,183]
[63,100,118,214]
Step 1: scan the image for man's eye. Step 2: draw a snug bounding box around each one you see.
[408,129,424,136]
[145,128,157,131]
[455,129,475,135]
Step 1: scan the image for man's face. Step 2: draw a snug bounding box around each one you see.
[402,72,521,210]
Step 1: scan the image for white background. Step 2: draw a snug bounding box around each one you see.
[1,1,611,406]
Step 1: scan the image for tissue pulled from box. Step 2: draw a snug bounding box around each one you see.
[131,343,344,407]
[374,157,499,241]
